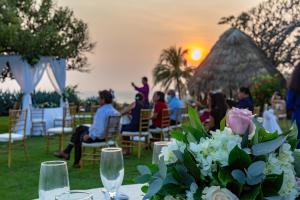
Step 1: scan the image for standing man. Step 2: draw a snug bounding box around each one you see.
[167,90,184,125]
[286,64,300,148]
[132,76,150,107]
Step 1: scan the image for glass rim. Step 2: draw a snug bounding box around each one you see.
[101,147,122,152]
[41,160,67,166]
[55,190,93,200]
[154,141,171,146]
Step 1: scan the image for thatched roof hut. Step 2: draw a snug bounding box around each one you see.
[188,28,283,96]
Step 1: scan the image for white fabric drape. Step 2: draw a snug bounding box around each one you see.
[47,59,66,107]
[0,56,67,135]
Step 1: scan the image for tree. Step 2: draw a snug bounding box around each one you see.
[153,46,194,98]
[219,0,300,75]
[0,0,95,79]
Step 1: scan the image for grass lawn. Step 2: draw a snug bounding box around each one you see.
[0,116,152,200]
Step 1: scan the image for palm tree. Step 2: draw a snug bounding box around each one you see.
[153,46,194,98]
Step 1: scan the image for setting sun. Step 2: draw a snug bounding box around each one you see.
[190,48,202,61]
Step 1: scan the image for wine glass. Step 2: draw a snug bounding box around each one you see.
[55,191,93,200]
[39,161,70,200]
[100,148,124,199]
[152,141,170,164]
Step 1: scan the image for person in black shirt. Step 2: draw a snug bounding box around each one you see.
[236,87,254,112]
[205,92,228,131]
[121,93,148,155]
[121,93,148,132]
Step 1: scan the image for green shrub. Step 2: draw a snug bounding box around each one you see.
[251,75,286,107]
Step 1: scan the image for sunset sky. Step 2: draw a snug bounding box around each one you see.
[0,0,262,101]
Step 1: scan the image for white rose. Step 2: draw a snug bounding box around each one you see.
[202,186,239,200]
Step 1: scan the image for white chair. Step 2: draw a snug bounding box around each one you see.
[169,107,187,130]
[46,107,73,152]
[81,115,121,167]
[0,109,28,167]
[30,108,46,136]
[149,109,171,141]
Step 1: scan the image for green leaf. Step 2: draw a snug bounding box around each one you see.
[163,173,178,185]
[262,173,284,197]
[159,156,167,179]
[218,168,234,186]
[241,127,250,148]
[285,123,299,150]
[172,165,195,186]
[143,178,163,200]
[141,185,148,193]
[246,174,265,186]
[227,181,243,196]
[220,117,226,131]
[135,174,152,184]
[181,125,206,142]
[251,118,263,145]
[247,161,265,177]
[137,165,151,175]
[258,128,279,142]
[228,145,251,169]
[183,149,202,183]
[170,130,186,142]
[251,136,286,156]
[188,107,207,136]
[193,188,203,200]
[231,169,246,185]
[240,185,261,200]
[158,184,186,197]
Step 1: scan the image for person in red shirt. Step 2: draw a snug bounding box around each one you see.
[151,91,168,128]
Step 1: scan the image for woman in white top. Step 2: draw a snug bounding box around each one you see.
[263,93,282,134]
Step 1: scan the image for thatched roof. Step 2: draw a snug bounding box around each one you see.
[188,28,282,96]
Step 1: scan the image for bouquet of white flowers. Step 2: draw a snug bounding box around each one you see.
[136,107,299,200]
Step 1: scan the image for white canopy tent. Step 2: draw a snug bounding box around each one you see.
[0,55,67,135]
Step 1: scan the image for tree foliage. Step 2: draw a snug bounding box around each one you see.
[219,0,300,74]
[0,0,95,78]
[153,46,194,98]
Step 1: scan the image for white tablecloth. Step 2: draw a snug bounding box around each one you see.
[86,184,144,199]
[34,184,144,200]
[32,107,63,136]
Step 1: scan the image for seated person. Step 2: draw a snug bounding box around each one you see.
[200,108,210,123]
[263,94,282,134]
[121,93,149,132]
[205,92,228,131]
[54,90,120,168]
[167,90,185,125]
[150,91,168,129]
[121,93,148,155]
[236,87,254,112]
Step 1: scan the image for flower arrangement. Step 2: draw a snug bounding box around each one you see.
[136,107,299,200]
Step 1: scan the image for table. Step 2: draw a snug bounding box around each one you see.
[86,184,144,199]
[34,184,144,200]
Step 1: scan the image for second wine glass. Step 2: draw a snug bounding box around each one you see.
[100,147,124,200]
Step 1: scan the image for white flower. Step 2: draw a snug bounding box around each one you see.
[160,146,177,164]
[160,139,185,164]
[202,186,239,200]
[188,128,242,176]
[164,196,176,200]
[265,144,299,198]
[186,182,198,200]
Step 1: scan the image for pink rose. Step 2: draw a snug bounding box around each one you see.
[226,108,255,138]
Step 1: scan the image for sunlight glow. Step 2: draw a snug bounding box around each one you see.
[190,48,202,61]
